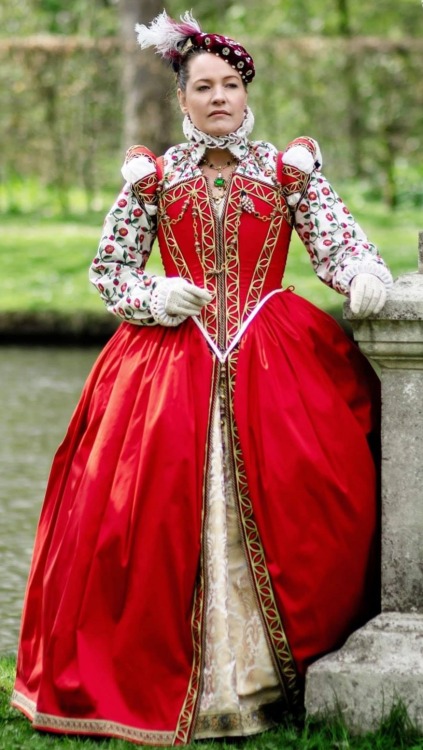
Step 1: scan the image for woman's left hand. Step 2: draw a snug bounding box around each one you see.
[349,273,387,317]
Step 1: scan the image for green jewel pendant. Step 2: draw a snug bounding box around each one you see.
[214,176,226,189]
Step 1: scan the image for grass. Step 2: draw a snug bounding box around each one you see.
[1,658,423,749]
[0,181,420,322]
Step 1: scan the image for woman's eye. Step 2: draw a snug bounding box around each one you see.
[197,85,209,92]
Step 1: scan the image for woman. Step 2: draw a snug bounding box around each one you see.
[12,11,393,746]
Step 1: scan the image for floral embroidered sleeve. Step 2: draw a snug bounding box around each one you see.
[283,137,393,296]
[295,174,393,295]
[89,148,160,325]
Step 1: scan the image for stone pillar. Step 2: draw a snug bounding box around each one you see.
[305,233,423,733]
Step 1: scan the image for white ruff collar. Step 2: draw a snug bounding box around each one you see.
[183,106,254,162]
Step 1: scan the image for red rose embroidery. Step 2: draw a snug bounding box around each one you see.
[133,208,142,217]
[308,191,317,200]
[322,187,330,196]
[118,228,128,236]
[118,199,127,207]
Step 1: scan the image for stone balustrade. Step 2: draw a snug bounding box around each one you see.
[305,232,423,733]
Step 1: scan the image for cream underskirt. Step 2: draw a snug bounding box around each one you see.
[193,397,282,739]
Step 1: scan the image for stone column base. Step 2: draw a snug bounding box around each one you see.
[305,613,423,733]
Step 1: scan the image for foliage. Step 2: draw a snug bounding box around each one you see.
[0,1,422,210]
[0,32,422,212]
[2,0,422,39]
[2,656,423,748]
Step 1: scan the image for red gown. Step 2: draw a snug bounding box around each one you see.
[12,141,381,745]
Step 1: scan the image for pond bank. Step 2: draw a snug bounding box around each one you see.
[0,306,351,344]
[0,311,118,345]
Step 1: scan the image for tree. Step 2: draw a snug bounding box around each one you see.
[119,0,173,154]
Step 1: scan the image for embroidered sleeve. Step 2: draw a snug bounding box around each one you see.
[294,173,393,295]
[89,147,161,325]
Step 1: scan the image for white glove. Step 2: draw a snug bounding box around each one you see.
[151,277,212,327]
[349,273,387,317]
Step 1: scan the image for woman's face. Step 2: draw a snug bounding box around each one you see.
[177,53,248,137]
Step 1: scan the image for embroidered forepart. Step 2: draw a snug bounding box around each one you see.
[226,351,301,708]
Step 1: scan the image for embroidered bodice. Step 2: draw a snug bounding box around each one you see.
[156,143,295,351]
[90,137,393,352]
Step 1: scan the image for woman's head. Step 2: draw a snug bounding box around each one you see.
[135,11,254,137]
[177,52,248,137]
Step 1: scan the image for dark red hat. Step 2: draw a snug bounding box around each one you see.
[184,32,255,83]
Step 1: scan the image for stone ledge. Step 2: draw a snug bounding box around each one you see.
[305,613,423,734]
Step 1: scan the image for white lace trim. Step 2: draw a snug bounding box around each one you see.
[193,288,284,362]
[150,279,187,327]
[337,260,394,295]
[182,107,254,160]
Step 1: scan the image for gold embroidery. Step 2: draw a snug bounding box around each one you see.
[174,358,219,743]
[281,164,310,202]
[194,700,281,738]
[133,172,158,205]
[225,351,301,709]
[173,572,205,744]
[159,177,219,346]
[224,176,291,344]
[11,690,175,746]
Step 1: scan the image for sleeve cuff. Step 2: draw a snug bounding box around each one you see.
[337,260,394,295]
[150,280,187,327]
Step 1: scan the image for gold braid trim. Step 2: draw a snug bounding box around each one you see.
[174,358,218,744]
[158,178,219,347]
[11,690,175,746]
[132,172,159,206]
[280,164,310,200]
[226,352,301,709]
[231,177,289,322]
[173,571,205,745]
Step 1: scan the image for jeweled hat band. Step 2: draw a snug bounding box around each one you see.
[181,32,255,83]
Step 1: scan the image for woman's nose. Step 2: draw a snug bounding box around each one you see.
[211,87,225,102]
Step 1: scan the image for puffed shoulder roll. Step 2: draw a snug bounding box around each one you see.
[283,136,322,175]
[121,145,158,184]
[121,145,159,215]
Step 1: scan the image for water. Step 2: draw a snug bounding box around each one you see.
[0,346,99,655]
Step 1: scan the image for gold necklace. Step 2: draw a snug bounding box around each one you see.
[202,157,236,190]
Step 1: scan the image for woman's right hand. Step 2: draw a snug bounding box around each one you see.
[151,277,213,326]
[164,278,212,317]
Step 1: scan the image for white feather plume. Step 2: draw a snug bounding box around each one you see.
[135,10,202,59]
